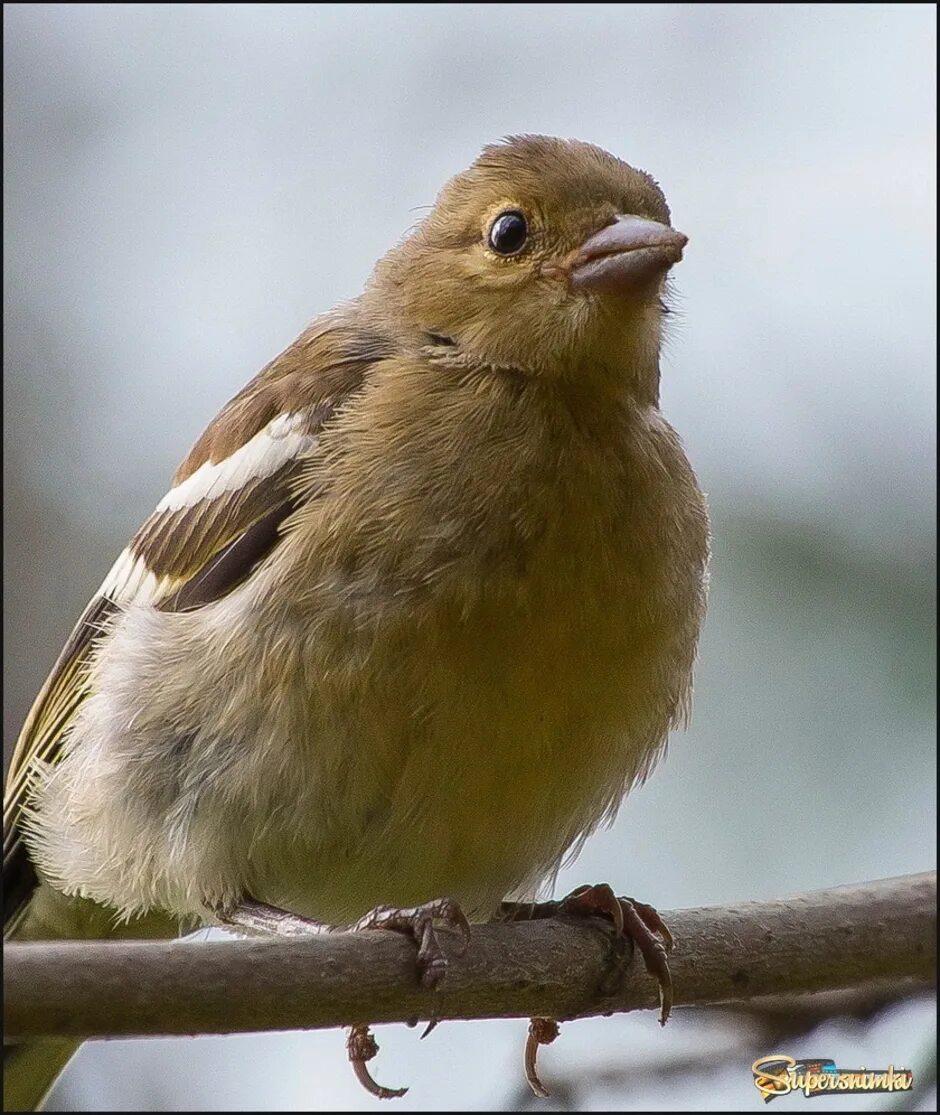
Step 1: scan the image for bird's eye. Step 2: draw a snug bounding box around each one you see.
[488,210,528,256]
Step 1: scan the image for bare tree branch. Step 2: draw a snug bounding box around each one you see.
[4,872,935,1041]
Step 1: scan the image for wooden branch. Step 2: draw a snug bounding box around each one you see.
[4,872,935,1041]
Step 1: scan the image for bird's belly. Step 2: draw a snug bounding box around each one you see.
[245,575,681,924]
[28,493,699,926]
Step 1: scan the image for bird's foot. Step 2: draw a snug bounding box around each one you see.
[558,884,673,1024]
[346,897,471,1098]
[220,895,470,1100]
[500,883,674,1097]
[353,896,472,990]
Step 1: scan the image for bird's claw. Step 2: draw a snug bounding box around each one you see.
[353,895,471,989]
[524,1017,560,1098]
[347,1023,408,1100]
[559,883,674,1025]
[504,883,673,1100]
[346,896,471,1099]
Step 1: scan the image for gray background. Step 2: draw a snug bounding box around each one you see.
[4,3,935,1110]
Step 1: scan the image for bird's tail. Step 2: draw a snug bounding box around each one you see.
[4,1040,80,1113]
[4,884,87,1112]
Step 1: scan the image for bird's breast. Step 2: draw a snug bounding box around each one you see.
[248,392,708,920]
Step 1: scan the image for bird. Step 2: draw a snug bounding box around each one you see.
[3,134,709,1108]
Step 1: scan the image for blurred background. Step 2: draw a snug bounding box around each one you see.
[3,3,935,1110]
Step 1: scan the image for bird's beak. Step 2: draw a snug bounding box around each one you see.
[567,216,688,294]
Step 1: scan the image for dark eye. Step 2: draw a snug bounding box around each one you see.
[488,210,528,256]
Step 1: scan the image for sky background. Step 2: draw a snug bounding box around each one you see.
[3,3,936,1111]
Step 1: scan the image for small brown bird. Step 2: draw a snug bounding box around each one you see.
[4,134,709,1107]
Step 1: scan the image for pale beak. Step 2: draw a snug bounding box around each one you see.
[568,215,688,294]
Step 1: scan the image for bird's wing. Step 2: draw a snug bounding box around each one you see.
[3,319,394,933]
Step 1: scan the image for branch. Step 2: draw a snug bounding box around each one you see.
[4,872,935,1040]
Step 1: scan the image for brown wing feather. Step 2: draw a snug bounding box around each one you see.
[3,317,391,933]
[158,495,299,613]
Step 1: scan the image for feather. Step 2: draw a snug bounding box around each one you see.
[3,318,392,933]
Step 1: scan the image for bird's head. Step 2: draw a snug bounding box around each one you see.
[366,135,686,396]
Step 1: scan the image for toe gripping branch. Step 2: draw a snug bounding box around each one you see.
[225,889,670,1101]
[346,897,472,1099]
[502,883,675,1098]
[345,886,672,1101]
